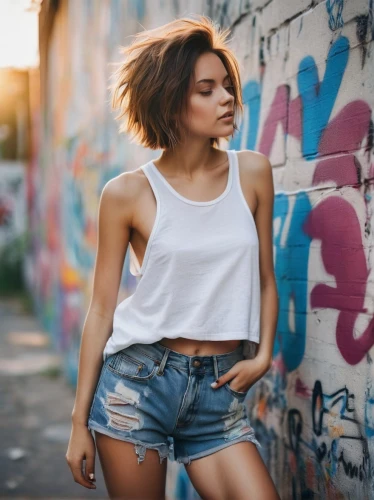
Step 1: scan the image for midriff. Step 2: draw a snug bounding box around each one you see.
[158,337,242,356]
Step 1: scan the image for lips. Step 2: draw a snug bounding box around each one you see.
[219,111,234,119]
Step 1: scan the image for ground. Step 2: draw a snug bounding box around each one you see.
[0,296,107,498]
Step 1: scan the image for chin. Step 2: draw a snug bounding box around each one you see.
[217,125,233,131]
[215,124,234,132]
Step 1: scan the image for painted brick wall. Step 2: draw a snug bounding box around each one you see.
[29,1,374,498]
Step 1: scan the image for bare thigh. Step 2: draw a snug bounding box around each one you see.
[94,431,167,500]
[185,441,281,500]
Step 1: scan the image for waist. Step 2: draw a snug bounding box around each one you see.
[127,339,244,372]
[158,337,242,356]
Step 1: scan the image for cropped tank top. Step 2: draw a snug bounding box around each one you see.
[102,149,261,362]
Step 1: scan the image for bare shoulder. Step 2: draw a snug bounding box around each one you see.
[99,167,149,223]
[236,150,273,195]
[236,150,272,177]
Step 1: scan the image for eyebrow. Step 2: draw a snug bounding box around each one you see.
[195,74,231,85]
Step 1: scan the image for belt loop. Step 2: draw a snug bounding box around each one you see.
[213,355,219,380]
[157,347,170,376]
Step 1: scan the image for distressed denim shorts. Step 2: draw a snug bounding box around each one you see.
[87,340,261,466]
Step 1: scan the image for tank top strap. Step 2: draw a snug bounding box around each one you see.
[226,149,257,223]
[226,149,240,195]
[140,161,176,203]
[128,162,164,278]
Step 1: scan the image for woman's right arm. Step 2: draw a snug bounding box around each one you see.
[66,174,133,489]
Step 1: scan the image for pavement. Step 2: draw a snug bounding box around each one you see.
[0,296,108,498]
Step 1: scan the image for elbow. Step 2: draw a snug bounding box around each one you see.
[260,274,277,291]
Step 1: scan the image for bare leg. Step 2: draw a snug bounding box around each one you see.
[95,430,167,500]
[185,441,281,500]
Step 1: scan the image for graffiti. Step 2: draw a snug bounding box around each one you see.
[273,192,312,372]
[282,380,371,495]
[231,80,262,152]
[304,196,374,365]
[338,450,370,481]
[0,165,25,246]
[0,195,13,229]
[232,37,350,161]
[312,380,357,438]
[236,22,374,494]
[206,0,249,29]
[298,37,349,159]
[232,34,373,371]
[304,99,374,365]
[326,0,344,31]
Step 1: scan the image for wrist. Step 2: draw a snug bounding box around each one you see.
[255,352,272,370]
[71,412,89,427]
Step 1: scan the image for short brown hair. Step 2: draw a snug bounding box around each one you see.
[109,15,243,150]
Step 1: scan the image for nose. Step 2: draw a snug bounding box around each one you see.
[220,87,234,104]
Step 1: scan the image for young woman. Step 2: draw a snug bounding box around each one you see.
[66,15,280,500]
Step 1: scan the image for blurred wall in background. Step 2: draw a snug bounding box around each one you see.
[27,0,374,498]
[0,68,29,294]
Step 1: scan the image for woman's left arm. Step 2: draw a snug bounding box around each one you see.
[251,152,279,369]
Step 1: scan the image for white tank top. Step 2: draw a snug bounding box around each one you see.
[103,149,261,361]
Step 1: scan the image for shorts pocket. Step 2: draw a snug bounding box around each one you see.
[219,355,248,399]
[224,381,248,399]
[107,350,158,381]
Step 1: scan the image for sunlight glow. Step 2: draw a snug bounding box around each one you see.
[0,0,39,68]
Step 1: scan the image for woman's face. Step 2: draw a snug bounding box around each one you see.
[180,52,236,141]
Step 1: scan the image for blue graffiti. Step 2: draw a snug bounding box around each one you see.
[230,80,261,151]
[273,192,312,371]
[326,0,344,30]
[364,380,374,439]
[298,36,349,159]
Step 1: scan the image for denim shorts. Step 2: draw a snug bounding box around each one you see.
[87,340,261,466]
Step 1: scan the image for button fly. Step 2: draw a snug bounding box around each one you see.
[192,359,201,367]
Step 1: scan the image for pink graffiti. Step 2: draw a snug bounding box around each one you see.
[258,85,302,157]
[295,377,312,399]
[304,100,374,365]
[0,196,13,227]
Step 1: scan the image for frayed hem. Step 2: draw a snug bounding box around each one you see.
[87,421,170,465]
[176,434,262,466]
